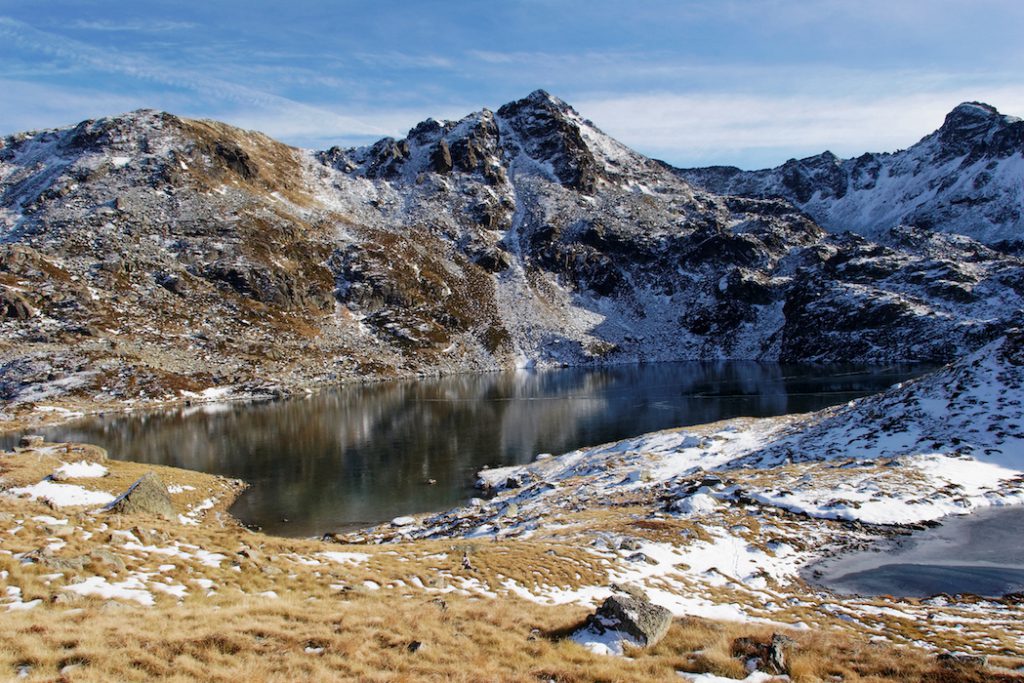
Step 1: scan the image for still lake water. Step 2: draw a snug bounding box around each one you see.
[9,362,929,537]
[811,506,1024,598]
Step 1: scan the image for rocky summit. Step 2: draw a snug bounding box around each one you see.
[1,92,1023,419]
[677,101,1024,246]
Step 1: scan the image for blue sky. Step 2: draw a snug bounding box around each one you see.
[1,0,1022,168]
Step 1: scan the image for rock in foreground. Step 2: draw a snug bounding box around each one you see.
[572,594,672,655]
[105,472,175,519]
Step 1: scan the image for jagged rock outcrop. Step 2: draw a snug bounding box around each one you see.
[676,102,1024,245]
[1,92,1022,413]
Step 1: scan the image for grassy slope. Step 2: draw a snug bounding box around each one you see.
[1,442,1022,681]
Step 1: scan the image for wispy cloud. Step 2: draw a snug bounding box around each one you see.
[68,19,196,32]
[224,105,472,150]
[354,51,455,70]
[0,17,390,138]
[3,3,1023,167]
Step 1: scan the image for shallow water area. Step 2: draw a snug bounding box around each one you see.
[809,506,1024,598]
[5,361,929,537]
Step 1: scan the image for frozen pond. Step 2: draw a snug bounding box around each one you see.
[7,361,929,537]
[810,506,1024,598]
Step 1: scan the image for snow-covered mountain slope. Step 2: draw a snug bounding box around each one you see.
[745,328,1024,469]
[677,102,1024,245]
[1,92,1023,413]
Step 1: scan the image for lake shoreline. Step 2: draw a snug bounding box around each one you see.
[6,361,934,537]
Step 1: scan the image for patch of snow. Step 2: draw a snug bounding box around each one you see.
[571,623,641,656]
[55,461,108,479]
[6,481,115,507]
[319,551,371,564]
[65,575,154,606]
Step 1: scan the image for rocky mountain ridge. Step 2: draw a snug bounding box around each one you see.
[676,101,1024,245]
[1,91,1022,417]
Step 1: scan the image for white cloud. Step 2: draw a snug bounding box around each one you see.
[222,105,472,150]
[574,88,1024,168]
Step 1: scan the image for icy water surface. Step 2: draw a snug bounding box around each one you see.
[811,506,1024,598]
[10,362,929,537]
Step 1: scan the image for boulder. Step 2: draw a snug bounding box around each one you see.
[89,548,126,570]
[618,537,642,551]
[0,289,35,320]
[626,551,659,565]
[18,435,45,449]
[105,472,175,519]
[937,652,988,669]
[38,554,88,571]
[586,594,672,648]
[470,246,511,273]
[610,583,648,601]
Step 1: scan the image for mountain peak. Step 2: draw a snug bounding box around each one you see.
[676,99,1024,244]
[947,101,1000,119]
[937,101,1006,148]
[524,88,564,105]
[499,89,575,118]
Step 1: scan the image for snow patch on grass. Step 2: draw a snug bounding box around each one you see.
[6,480,115,507]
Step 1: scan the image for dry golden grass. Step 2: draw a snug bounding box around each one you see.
[4,593,1020,682]
[3,443,1024,681]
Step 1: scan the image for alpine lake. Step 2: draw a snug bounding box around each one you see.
[6,361,932,539]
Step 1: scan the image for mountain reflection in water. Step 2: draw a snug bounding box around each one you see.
[13,361,931,537]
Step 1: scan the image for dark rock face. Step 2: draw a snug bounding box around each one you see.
[431,138,453,174]
[936,652,988,669]
[937,102,1024,161]
[105,472,175,519]
[584,594,672,647]
[497,90,601,192]
[213,141,258,180]
[779,151,846,203]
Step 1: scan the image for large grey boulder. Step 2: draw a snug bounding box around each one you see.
[587,594,672,648]
[105,472,175,519]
